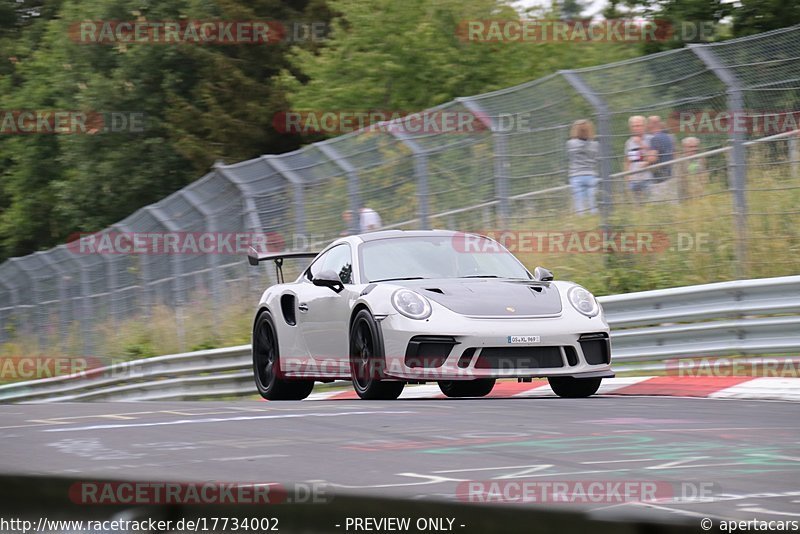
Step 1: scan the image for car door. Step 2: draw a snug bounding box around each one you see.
[298,244,356,374]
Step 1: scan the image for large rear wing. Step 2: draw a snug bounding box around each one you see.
[247,247,320,284]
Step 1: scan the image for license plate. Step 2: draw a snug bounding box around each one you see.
[507,335,541,344]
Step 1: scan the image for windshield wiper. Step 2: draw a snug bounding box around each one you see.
[463,275,501,278]
[369,276,427,283]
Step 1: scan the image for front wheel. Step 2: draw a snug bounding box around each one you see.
[349,309,404,400]
[438,379,496,398]
[548,376,602,398]
[253,312,315,400]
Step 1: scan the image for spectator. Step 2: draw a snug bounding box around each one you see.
[359,207,382,231]
[341,207,383,235]
[646,115,677,202]
[566,119,600,214]
[678,137,707,200]
[624,115,657,204]
[341,210,355,236]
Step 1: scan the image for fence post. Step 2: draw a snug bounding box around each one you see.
[317,142,362,233]
[560,70,614,235]
[690,44,748,279]
[182,189,219,334]
[147,205,186,351]
[263,156,308,242]
[36,252,69,346]
[458,98,509,225]
[0,275,15,344]
[74,256,94,355]
[389,128,429,229]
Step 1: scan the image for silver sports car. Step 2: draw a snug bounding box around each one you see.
[248,230,613,400]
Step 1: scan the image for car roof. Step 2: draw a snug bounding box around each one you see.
[355,229,465,242]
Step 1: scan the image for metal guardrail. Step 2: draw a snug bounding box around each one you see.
[1,275,798,403]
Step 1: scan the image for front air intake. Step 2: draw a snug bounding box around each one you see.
[404,336,457,368]
[579,333,611,365]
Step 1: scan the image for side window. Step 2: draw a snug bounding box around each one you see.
[322,244,353,284]
[305,250,330,282]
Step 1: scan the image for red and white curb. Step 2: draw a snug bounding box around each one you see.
[306,376,800,402]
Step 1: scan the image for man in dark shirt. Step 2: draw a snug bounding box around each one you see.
[646,115,677,201]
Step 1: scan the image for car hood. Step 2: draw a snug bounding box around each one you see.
[395,278,562,317]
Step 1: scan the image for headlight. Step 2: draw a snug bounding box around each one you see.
[391,289,432,320]
[568,286,599,317]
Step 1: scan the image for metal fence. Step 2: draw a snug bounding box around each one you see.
[1,275,798,403]
[1,25,799,357]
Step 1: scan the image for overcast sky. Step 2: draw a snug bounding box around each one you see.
[511,0,609,17]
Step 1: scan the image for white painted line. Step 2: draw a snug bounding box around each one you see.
[41,410,416,432]
[306,390,347,401]
[398,385,443,399]
[512,384,555,397]
[710,378,800,402]
[596,376,654,393]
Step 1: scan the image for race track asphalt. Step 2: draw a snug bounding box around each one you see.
[1,395,798,524]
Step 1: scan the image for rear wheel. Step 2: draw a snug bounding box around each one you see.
[438,379,496,398]
[548,376,602,398]
[253,312,315,400]
[349,309,404,400]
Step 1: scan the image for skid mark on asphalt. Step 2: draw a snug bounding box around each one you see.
[40,410,417,432]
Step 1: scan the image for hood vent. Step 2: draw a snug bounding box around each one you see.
[424,288,445,294]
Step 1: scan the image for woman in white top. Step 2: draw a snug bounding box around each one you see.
[566,119,600,214]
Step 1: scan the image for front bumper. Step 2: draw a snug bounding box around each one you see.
[378,312,614,380]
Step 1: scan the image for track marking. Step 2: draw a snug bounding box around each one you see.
[213,454,289,462]
[41,410,416,432]
[433,464,553,475]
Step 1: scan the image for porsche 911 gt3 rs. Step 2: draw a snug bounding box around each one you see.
[248,230,613,400]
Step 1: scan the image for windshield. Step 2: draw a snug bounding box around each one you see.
[360,235,532,282]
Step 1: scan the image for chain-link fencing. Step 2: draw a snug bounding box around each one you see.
[1,25,798,357]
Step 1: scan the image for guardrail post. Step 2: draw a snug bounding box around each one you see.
[560,70,613,231]
[389,128,429,229]
[317,142,362,233]
[690,44,748,279]
[458,97,509,225]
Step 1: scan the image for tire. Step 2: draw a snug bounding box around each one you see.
[349,309,404,400]
[438,379,496,398]
[548,376,602,398]
[253,312,315,400]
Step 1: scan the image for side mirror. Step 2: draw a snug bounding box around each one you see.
[312,269,345,293]
[534,266,554,282]
[247,246,260,266]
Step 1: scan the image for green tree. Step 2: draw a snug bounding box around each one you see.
[731,0,800,37]
[281,0,642,113]
[0,0,331,260]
